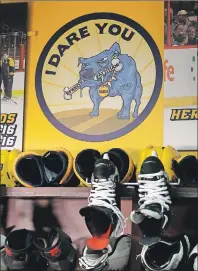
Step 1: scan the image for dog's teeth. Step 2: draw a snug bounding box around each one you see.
[94,75,98,81]
[112,76,116,80]
[101,76,104,82]
[108,82,111,87]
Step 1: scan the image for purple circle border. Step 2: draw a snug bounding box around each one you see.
[35,12,163,142]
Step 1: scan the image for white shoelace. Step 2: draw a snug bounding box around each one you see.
[88,170,126,238]
[138,171,172,213]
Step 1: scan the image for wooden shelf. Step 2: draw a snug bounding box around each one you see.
[0,186,197,199]
[0,187,90,198]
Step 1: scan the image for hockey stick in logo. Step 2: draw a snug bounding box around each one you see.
[63,58,123,100]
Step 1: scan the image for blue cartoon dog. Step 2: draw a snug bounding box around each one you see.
[77,42,143,119]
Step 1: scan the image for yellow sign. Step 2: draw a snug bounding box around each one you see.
[24,2,164,156]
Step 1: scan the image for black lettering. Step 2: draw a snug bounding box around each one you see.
[95,23,108,34]
[66,33,80,46]
[79,26,90,39]
[48,54,60,68]
[109,24,121,36]
[121,28,135,41]
[45,70,56,75]
[58,44,70,57]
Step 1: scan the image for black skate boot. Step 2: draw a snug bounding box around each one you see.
[34,227,76,271]
[80,153,125,251]
[130,151,172,245]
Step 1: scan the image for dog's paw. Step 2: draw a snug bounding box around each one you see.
[117,113,130,120]
[89,111,99,117]
[132,112,138,118]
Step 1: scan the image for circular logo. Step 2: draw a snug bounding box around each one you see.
[36,13,163,142]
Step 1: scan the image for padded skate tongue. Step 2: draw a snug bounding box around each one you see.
[86,225,111,250]
[80,206,113,249]
[140,217,164,245]
[74,149,101,184]
[42,151,67,185]
[108,148,132,183]
[141,155,164,175]
[94,158,115,179]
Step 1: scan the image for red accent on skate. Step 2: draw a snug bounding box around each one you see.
[50,246,61,257]
[5,247,12,256]
[86,225,112,250]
